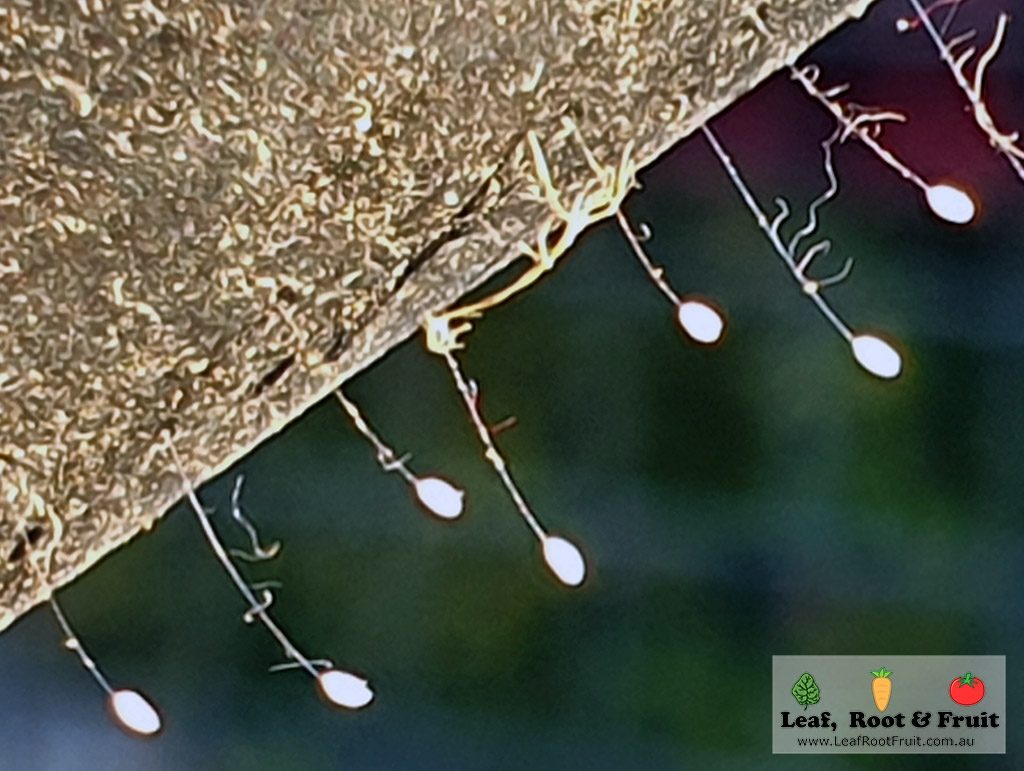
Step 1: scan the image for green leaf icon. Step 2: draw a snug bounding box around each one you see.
[791,673,821,710]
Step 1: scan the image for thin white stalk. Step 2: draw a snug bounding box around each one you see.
[700,124,854,342]
[50,597,163,736]
[169,443,317,677]
[438,351,587,586]
[790,64,976,224]
[163,434,373,707]
[441,352,544,541]
[790,65,927,190]
[49,597,114,695]
[334,389,464,520]
[616,209,682,306]
[335,390,417,484]
[905,0,1024,183]
[702,124,904,379]
[617,209,727,344]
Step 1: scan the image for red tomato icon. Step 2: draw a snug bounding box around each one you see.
[949,673,985,706]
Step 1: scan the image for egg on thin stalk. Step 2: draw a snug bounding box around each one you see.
[850,334,902,379]
[541,535,587,587]
[676,299,725,344]
[924,183,976,225]
[413,477,464,520]
[317,669,375,710]
[108,689,162,737]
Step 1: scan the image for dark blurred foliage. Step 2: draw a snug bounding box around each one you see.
[2,1,1022,768]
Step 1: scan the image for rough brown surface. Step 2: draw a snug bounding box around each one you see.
[0,0,876,632]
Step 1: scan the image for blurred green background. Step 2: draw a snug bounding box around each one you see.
[2,1,1022,768]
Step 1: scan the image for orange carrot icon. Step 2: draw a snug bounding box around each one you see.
[871,667,893,712]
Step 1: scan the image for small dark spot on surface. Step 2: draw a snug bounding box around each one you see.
[277,286,298,304]
[754,3,777,32]
[545,221,568,251]
[323,330,348,362]
[253,354,296,395]
[323,156,364,181]
[5,525,44,562]
[7,539,26,563]
[392,222,469,295]
[152,23,188,58]
[157,417,179,436]
[453,179,493,220]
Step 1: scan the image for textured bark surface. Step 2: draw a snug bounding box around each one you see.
[0,0,876,632]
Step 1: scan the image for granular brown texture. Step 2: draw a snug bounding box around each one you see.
[0,0,876,632]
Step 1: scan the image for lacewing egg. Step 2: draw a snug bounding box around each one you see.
[541,535,587,587]
[851,334,902,379]
[317,670,374,710]
[676,300,725,344]
[108,689,162,736]
[414,477,465,520]
[925,184,976,225]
